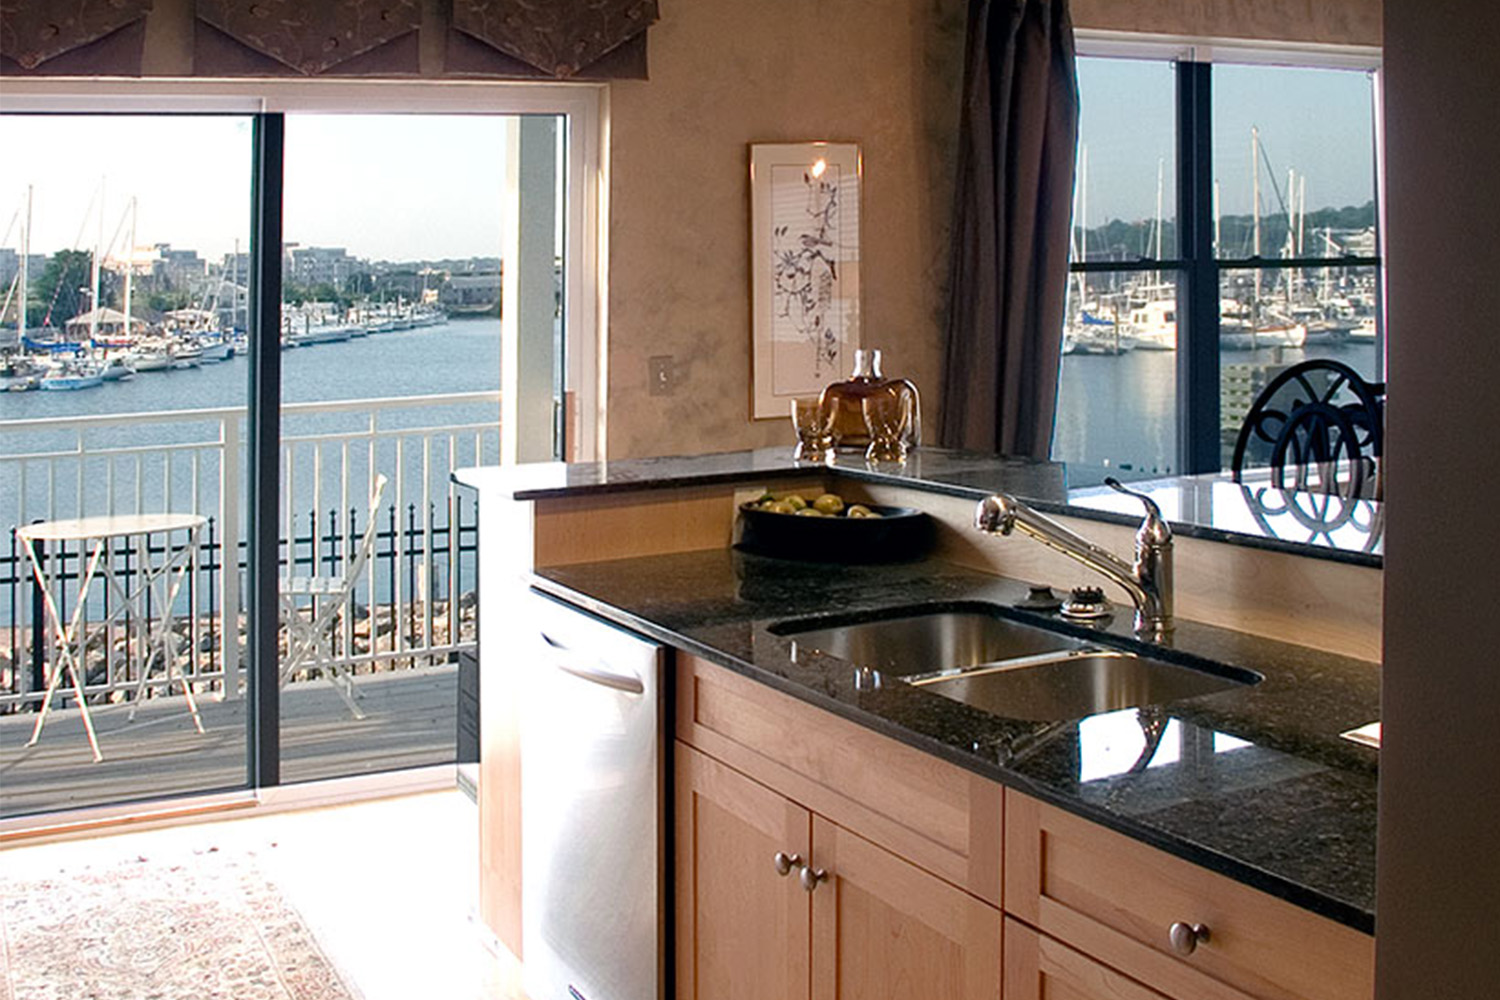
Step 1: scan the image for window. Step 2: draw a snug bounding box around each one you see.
[1053,49,1383,482]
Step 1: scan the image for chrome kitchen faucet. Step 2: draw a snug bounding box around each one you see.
[975,478,1174,638]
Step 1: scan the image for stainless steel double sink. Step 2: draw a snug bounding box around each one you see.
[768,606,1260,722]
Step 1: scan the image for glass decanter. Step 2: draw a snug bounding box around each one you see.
[820,348,921,452]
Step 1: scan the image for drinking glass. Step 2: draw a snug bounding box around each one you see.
[790,396,834,463]
[862,387,911,465]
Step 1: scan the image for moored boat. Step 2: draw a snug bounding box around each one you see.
[1126,299,1177,351]
[1220,321,1308,351]
[98,356,136,381]
[38,361,105,391]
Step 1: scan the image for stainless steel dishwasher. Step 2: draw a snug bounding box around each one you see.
[521,590,666,1000]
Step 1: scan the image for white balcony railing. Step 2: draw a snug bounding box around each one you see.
[0,391,500,712]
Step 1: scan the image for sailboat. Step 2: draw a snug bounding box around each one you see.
[38,359,105,390]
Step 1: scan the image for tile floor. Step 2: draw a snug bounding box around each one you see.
[0,789,523,1000]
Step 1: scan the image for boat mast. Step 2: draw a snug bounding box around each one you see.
[1298,175,1307,255]
[1286,168,1297,303]
[122,196,136,344]
[1322,228,1336,302]
[19,184,30,343]
[1078,144,1088,305]
[1251,127,1262,313]
[1213,178,1221,258]
[1154,156,1164,289]
[89,176,105,344]
[232,238,241,331]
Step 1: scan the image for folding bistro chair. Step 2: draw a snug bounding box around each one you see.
[279,474,388,719]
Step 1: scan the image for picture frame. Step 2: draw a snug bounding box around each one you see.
[749,141,862,419]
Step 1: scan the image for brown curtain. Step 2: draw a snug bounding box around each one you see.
[939,0,1078,459]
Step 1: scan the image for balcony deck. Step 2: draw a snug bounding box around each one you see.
[0,664,458,820]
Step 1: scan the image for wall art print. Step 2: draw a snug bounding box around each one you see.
[750,142,861,419]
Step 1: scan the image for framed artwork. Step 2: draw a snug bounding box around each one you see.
[749,142,862,419]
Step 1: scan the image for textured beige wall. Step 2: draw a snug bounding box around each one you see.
[602,0,1381,460]
[605,0,967,459]
[1072,0,1381,46]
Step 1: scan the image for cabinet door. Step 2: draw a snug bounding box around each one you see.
[1005,918,1171,1000]
[809,816,1001,1000]
[676,742,812,1000]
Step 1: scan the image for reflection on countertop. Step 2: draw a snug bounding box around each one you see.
[1067,470,1383,561]
[452,446,1382,565]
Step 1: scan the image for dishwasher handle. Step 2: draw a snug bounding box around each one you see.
[539,631,646,696]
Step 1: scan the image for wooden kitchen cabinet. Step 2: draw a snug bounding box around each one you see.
[676,742,811,1000]
[676,743,1002,1000]
[1004,790,1373,1000]
[1005,918,1173,1000]
[675,653,1004,906]
[809,815,1001,1000]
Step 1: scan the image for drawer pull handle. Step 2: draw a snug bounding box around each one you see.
[799,865,828,892]
[1169,922,1211,956]
[773,852,802,877]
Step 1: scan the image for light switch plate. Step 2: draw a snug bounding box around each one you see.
[649,356,674,396]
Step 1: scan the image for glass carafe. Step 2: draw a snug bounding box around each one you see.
[820,348,920,452]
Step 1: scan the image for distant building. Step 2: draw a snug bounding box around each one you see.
[284,244,360,287]
[439,269,503,316]
[149,244,208,294]
[1336,227,1378,258]
[221,251,252,284]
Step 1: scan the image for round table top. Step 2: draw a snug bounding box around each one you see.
[16,512,208,542]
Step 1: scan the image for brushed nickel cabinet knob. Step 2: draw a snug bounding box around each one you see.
[773,851,802,877]
[1169,921,1211,955]
[799,865,828,892]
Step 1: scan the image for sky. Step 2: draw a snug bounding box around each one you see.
[1077,57,1377,226]
[0,64,1376,263]
[0,114,511,262]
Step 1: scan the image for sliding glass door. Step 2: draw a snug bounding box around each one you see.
[0,113,253,816]
[275,112,562,783]
[0,92,585,820]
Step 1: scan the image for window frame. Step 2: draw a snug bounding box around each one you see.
[1066,35,1385,476]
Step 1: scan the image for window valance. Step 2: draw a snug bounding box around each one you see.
[0,0,659,79]
[0,0,153,75]
[195,0,423,76]
[450,0,658,79]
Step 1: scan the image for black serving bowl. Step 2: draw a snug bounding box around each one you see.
[736,500,933,563]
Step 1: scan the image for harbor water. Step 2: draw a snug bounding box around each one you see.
[1054,339,1380,480]
[0,316,503,525]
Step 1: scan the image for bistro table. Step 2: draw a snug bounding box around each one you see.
[16,513,208,761]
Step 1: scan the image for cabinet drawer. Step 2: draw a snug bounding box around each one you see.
[677,654,1002,904]
[1005,919,1172,1000]
[1005,791,1373,1000]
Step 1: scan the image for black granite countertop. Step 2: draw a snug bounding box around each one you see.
[528,549,1380,934]
[453,447,1382,566]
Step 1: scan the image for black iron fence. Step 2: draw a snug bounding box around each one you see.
[0,495,480,713]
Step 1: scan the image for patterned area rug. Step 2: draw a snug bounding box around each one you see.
[0,849,359,1000]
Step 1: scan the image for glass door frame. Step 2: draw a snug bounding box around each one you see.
[0,79,606,803]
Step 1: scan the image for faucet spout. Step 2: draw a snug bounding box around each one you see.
[974,483,1173,637]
